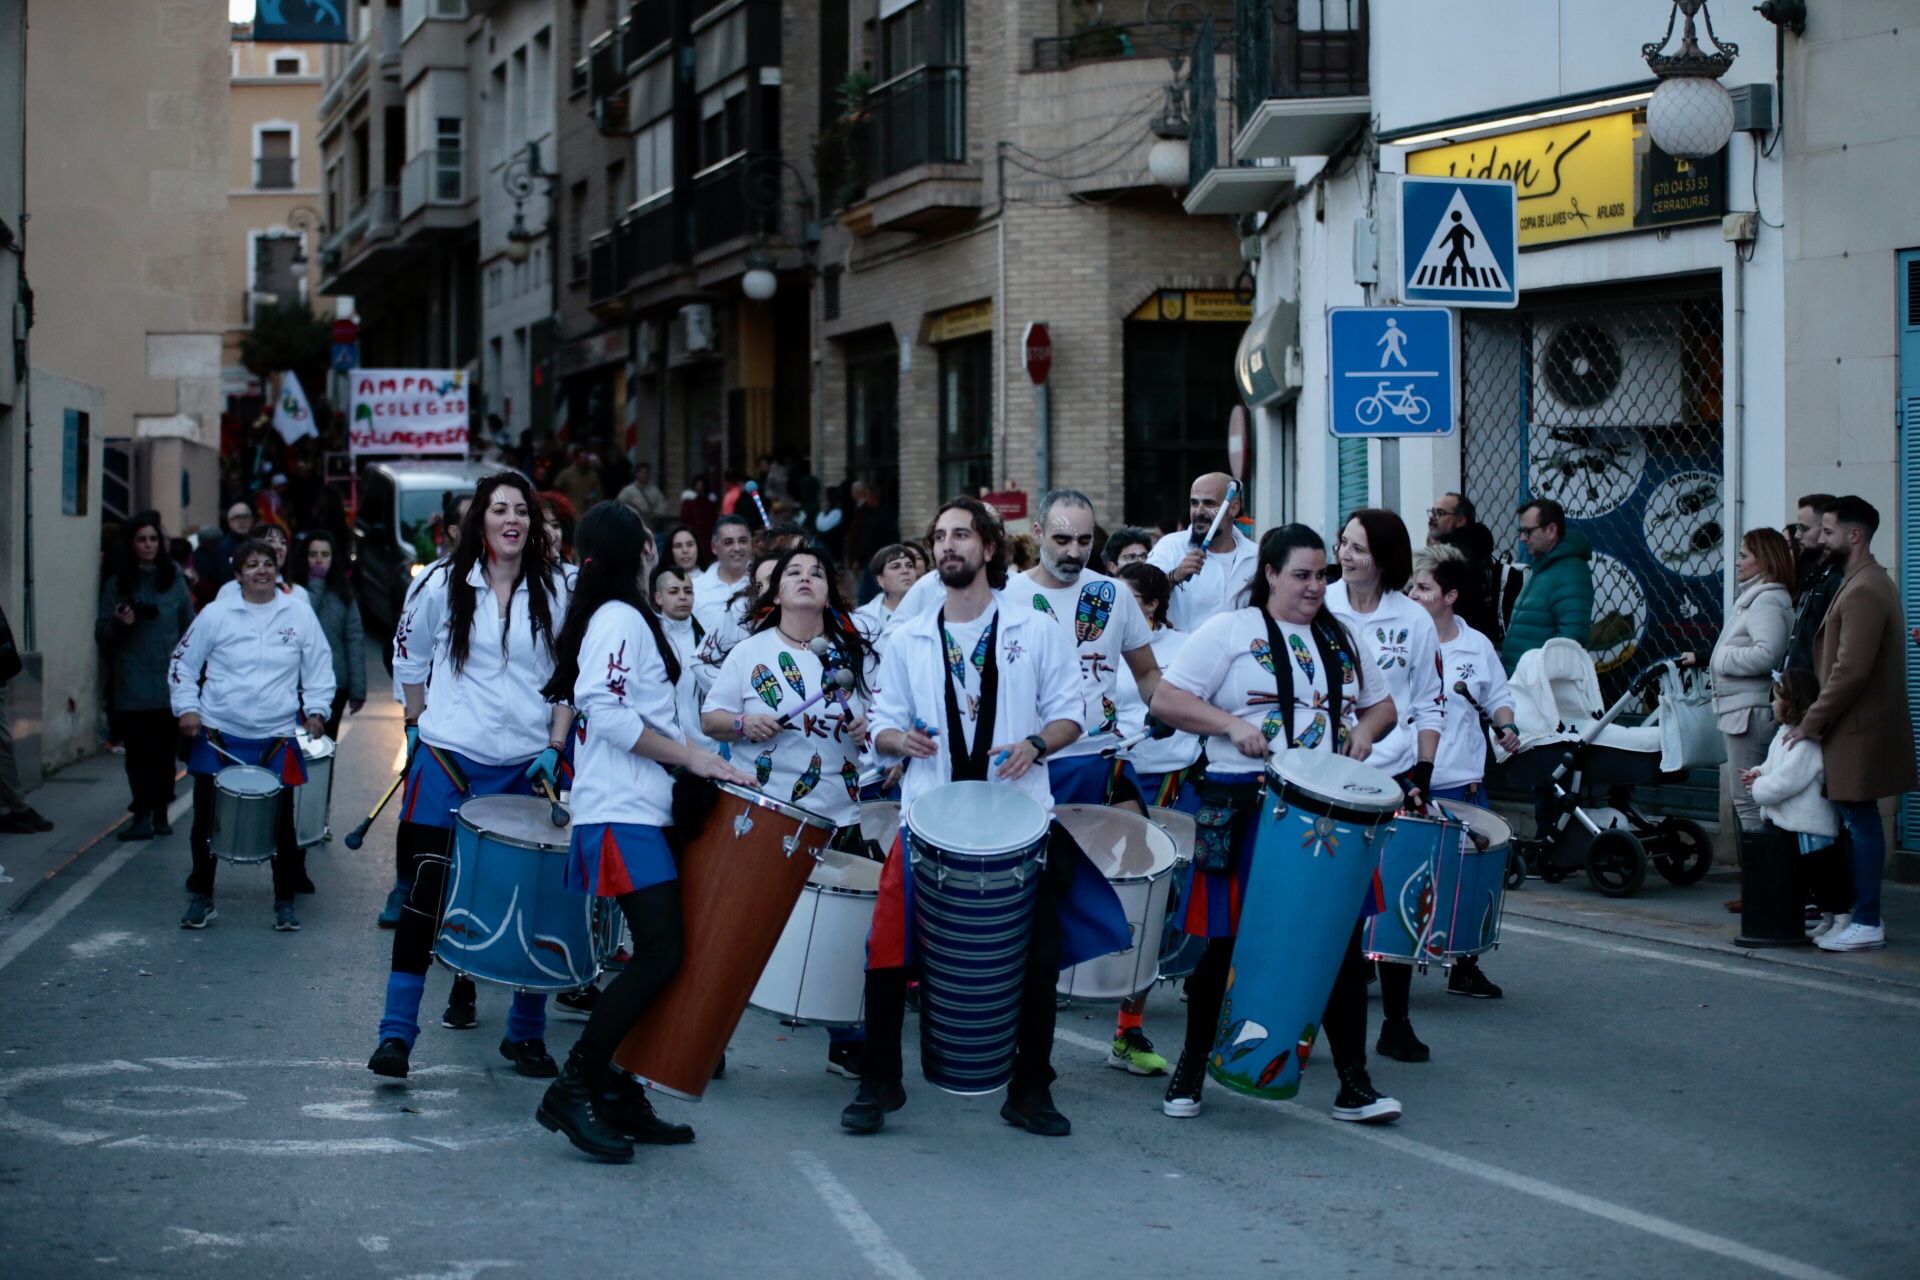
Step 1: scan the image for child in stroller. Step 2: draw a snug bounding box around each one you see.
[1495,639,1715,897]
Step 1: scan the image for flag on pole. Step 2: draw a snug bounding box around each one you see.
[271,370,319,445]
[552,388,571,444]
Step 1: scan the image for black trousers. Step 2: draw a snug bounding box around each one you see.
[186,773,300,900]
[391,820,456,977]
[114,709,178,816]
[323,690,351,741]
[573,880,685,1070]
[1184,921,1372,1073]
[859,831,1070,1096]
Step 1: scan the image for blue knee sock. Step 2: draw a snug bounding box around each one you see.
[828,1024,866,1045]
[378,972,427,1048]
[505,990,547,1043]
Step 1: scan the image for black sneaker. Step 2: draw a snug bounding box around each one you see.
[273,901,301,932]
[367,1037,411,1079]
[1162,1050,1206,1118]
[442,977,478,1030]
[499,1038,560,1079]
[1375,1017,1430,1063]
[554,986,599,1018]
[154,812,174,837]
[1331,1064,1402,1124]
[1000,1086,1070,1137]
[118,813,155,842]
[826,1041,863,1079]
[840,1078,906,1133]
[1446,965,1503,999]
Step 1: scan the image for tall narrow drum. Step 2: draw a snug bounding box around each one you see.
[293,731,335,847]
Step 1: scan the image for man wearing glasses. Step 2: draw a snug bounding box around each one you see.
[1425,492,1501,642]
[1497,498,1593,675]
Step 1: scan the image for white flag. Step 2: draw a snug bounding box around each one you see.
[271,370,319,445]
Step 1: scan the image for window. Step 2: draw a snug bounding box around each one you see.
[272,54,305,76]
[1122,321,1243,525]
[698,79,750,171]
[605,160,627,223]
[530,30,552,136]
[433,116,463,200]
[937,335,992,501]
[872,0,967,178]
[250,231,306,320]
[255,125,296,189]
[324,161,341,231]
[633,117,672,205]
[488,63,508,168]
[847,339,900,504]
[509,47,528,151]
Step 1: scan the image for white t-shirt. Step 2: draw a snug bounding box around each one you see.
[938,605,997,758]
[1145,528,1259,633]
[1163,607,1384,773]
[852,594,896,642]
[703,626,867,827]
[1432,620,1513,791]
[570,602,679,828]
[1117,627,1203,777]
[1324,581,1445,780]
[1016,567,1152,760]
[661,614,720,754]
[692,564,750,635]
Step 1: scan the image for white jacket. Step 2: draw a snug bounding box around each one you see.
[870,592,1081,817]
[393,561,570,766]
[1145,527,1258,633]
[169,589,335,738]
[570,603,679,828]
[1748,728,1838,837]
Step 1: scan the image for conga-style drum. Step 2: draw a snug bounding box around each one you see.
[749,847,881,1025]
[1209,753,1400,1101]
[907,781,1051,1096]
[1362,810,1460,968]
[1426,802,1512,963]
[293,730,335,848]
[612,783,835,1101]
[1055,806,1178,1002]
[1148,805,1206,982]
[210,765,282,864]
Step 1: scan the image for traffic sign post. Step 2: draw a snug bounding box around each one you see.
[1399,176,1519,309]
[1327,307,1455,439]
[1024,322,1052,491]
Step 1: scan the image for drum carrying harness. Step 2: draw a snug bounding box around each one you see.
[938,607,1000,783]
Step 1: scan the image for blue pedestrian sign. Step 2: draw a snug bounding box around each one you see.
[1399,175,1518,309]
[331,341,359,372]
[1328,307,1455,438]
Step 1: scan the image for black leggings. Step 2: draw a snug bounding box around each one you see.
[573,880,685,1070]
[1184,922,1372,1072]
[114,709,178,816]
[186,773,301,900]
[391,820,454,976]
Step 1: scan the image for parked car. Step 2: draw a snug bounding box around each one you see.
[354,459,500,670]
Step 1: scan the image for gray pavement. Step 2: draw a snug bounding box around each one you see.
[1,697,1916,1279]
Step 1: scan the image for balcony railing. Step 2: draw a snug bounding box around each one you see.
[570,57,589,94]
[1032,17,1235,72]
[692,154,779,252]
[1233,0,1368,126]
[624,0,671,62]
[325,185,400,258]
[868,66,968,182]
[588,227,619,303]
[255,156,296,190]
[400,149,466,217]
[587,195,684,304]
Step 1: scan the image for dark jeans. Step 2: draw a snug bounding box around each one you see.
[114,709,178,816]
[1835,801,1886,927]
[574,880,685,1070]
[1185,922,1372,1072]
[186,773,300,900]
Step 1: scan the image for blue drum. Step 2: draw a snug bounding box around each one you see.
[906,781,1052,1096]
[1427,802,1512,962]
[1362,810,1465,968]
[1209,753,1400,1102]
[437,795,617,993]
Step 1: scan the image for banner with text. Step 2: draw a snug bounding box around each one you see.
[348,370,471,457]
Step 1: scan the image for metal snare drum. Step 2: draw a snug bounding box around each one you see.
[293,730,335,848]
[1055,806,1179,1002]
[210,765,283,864]
[437,795,608,993]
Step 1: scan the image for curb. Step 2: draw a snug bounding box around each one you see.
[2,769,187,919]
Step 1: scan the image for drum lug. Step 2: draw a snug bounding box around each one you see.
[1270,798,1288,822]
[782,833,800,858]
[733,812,754,839]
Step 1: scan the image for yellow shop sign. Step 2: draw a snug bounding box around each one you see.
[1409,112,1637,247]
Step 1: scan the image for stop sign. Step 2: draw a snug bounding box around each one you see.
[332,318,358,345]
[1023,322,1052,385]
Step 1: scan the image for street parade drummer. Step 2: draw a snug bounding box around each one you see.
[367,473,576,1082]
[1149,523,1406,1125]
[842,496,1131,1139]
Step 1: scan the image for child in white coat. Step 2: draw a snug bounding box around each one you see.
[1742,670,1845,939]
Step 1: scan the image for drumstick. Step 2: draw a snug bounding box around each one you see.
[200,734,248,767]
[538,779,569,828]
[775,668,857,727]
[1195,479,1240,550]
[342,772,406,849]
[1430,799,1491,852]
[1452,680,1513,749]
[742,480,771,527]
[1098,726,1155,758]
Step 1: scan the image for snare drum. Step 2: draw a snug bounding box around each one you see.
[293,731,335,848]
[210,765,283,864]
[1148,806,1206,982]
[749,847,882,1024]
[1427,802,1512,962]
[437,795,613,993]
[1209,753,1400,1102]
[1362,811,1462,967]
[906,781,1051,1096]
[1055,806,1178,1002]
[613,783,835,1101]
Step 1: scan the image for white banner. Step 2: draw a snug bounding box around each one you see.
[348,369,471,456]
[270,370,319,445]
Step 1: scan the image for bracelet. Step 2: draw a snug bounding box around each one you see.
[733,715,746,738]
[547,740,564,751]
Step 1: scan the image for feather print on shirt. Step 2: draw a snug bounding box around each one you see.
[1250,638,1275,675]
[1073,580,1115,644]
[1288,633,1315,682]
[750,663,782,710]
[778,650,807,699]
[791,752,822,801]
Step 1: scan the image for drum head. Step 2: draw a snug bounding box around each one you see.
[1438,800,1512,849]
[1271,751,1401,815]
[713,780,838,831]
[216,764,281,797]
[296,730,336,761]
[457,794,569,850]
[907,781,1048,856]
[1147,806,1197,859]
[859,801,901,852]
[811,848,884,892]
[1056,806,1176,880]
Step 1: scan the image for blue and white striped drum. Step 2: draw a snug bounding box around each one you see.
[906,781,1052,1097]
[1209,752,1400,1102]
[1427,802,1512,963]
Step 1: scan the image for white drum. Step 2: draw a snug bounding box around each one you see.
[210,765,282,864]
[293,730,335,848]
[1147,805,1196,866]
[1055,805,1179,1001]
[748,847,882,1024]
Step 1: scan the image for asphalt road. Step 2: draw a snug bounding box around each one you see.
[1,698,1914,1280]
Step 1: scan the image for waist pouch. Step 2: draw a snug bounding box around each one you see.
[1192,778,1263,874]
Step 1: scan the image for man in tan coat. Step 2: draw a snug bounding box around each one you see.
[1789,496,1918,952]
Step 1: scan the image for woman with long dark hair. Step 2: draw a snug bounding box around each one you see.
[1149,524,1404,1126]
[289,531,367,738]
[532,502,752,1162]
[665,525,703,574]
[368,472,576,1082]
[96,512,195,839]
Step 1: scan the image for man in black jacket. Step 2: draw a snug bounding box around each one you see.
[1427,492,1502,642]
[1785,493,1843,676]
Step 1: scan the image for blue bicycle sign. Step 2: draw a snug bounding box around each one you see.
[1328,307,1455,439]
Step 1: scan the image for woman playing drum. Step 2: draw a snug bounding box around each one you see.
[367,473,577,1081]
[168,539,334,931]
[533,503,752,1163]
[1148,524,1405,1124]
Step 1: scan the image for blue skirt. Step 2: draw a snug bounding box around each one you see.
[400,745,537,830]
[187,733,305,784]
[567,822,677,898]
[1047,753,1144,808]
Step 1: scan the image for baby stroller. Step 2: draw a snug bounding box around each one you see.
[1492,639,1715,897]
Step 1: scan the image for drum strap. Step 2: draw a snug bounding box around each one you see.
[1259,612,1346,748]
[937,607,999,782]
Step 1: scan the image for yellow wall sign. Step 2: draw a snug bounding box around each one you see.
[1129,290,1254,323]
[927,299,994,344]
[1408,111,1636,247]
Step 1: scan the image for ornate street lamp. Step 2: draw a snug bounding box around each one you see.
[1642,0,1740,161]
[503,142,558,264]
[736,155,819,301]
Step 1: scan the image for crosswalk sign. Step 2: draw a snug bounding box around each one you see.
[1399,176,1518,309]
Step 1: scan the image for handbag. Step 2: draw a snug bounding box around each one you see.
[1653,663,1725,772]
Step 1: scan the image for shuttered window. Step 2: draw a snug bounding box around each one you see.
[1337,437,1368,519]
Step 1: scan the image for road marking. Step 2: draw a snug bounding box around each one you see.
[66,1085,248,1118]
[1502,922,1920,1010]
[68,930,138,958]
[1054,1028,1112,1054]
[0,792,191,977]
[790,1150,926,1280]
[396,1263,515,1280]
[166,1227,246,1248]
[360,1236,391,1253]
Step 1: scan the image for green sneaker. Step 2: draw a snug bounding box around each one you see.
[1107,1027,1169,1076]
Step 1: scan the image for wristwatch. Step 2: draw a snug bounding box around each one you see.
[1026,733,1049,760]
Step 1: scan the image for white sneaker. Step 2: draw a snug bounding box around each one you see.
[1807,912,1835,939]
[1816,920,1885,952]
[1809,911,1849,940]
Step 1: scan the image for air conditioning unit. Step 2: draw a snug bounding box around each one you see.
[1531,318,1686,430]
[669,303,718,364]
[633,319,660,375]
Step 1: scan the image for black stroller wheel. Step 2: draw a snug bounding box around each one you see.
[1586,829,1647,897]
[1650,818,1714,885]
[1504,851,1526,891]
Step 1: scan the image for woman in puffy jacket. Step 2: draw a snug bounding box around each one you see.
[97,513,196,840]
[289,530,367,736]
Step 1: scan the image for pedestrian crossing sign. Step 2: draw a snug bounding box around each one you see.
[1398,176,1519,309]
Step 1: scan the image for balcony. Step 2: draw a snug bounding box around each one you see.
[399,149,468,220]
[319,185,401,291]
[624,0,671,63]
[1183,16,1295,216]
[691,154,779,254]
[588,195,686,307]
[1032,16,1235,72]
[254,156,296,190]
[869,66,967,181]
[1231,0,1370,162]
[588,28,629,132]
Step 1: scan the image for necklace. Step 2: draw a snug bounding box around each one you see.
[777,623,820,649]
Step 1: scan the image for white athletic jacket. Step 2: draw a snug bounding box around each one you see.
[168,589,335,738]
[570,602,679,828]
[1146,528,1259,633]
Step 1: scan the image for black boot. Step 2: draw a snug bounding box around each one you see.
[840,1077,907,1134]
[1001,1084,1071,1137]
[535,1050,634,1163]
[118,812,155,842]
[1375,1017,1431,1063]
[367,1037,411,1079]
[595,1067,694,1145]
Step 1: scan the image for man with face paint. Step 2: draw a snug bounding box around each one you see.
[1146,473,1259,633]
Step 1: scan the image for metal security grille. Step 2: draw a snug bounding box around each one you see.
[1460,282,1725,706]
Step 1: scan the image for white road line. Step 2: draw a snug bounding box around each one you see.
[1054,1028,1112,1054]
[1502,922,1920,1010]
[790,1150,926,1280]
[0,792,191,977]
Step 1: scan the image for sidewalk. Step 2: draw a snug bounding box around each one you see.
[0,750,171,917]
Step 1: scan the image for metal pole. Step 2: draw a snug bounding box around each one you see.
[1379,436,1399,515]
[1034,380,1051,493]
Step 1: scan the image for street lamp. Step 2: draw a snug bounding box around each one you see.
[1144,1,1210,190]
[737,155,820,302]
[503,141,559,264]
[1642,0,1740,160]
